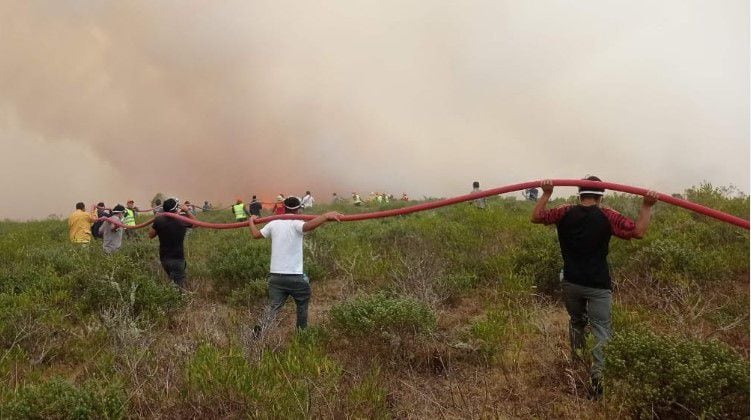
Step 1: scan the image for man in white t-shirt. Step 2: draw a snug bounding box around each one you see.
[300,191,314,209]
[249,196,342,329]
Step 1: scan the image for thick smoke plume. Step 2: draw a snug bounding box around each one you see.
[0,1,748,219]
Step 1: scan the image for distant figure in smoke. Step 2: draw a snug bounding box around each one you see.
[471,181,486,209]
[352,192,363,206]
[202,201,211,211]
[524,188,539,202]
[531,176,658,399]
[68,202,98,244]
[401,193,409,201]
[232,197,248,222]
[100,204,126,254]
[249,195,263,217]
[249,196,342,329]
[148,198,196,290]
[331,192,341,204]
[301,191,315,210]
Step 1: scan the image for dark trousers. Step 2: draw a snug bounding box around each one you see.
[268,273,311,328]
[562,281,612,380]
[161,258,187,289]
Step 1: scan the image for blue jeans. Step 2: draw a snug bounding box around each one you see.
[268,274,311,328]
[562,281,612,380]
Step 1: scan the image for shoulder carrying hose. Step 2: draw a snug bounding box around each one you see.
[94,179,750,231]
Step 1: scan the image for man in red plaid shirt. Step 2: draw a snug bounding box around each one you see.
[531,176,658,399]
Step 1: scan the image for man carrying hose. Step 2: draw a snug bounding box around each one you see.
[531,176,658,399]
[68,202,98,244]
[248,196,342,329]
[148,198,196,290]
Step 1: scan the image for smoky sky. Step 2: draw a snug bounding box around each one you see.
[0,0,748,220]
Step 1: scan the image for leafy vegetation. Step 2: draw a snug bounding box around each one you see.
[0,183,747,418]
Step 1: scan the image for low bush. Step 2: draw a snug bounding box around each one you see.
[228,279,268,306]
[330,293,436,337]
[207,242,269,296]
[605,330,749,419]
[0,377,127,419]
[185,328,342,417]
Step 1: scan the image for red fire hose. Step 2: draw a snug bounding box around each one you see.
[95,179,750,230]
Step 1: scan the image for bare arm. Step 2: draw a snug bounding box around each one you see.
[303,211,342,233]
[631,191,658,239]
[179,204,196,220]
[248,215,264,239]
[531,180,554,223]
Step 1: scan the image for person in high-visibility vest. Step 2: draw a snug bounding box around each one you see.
[123,200,140,239]
[232,197,249,222]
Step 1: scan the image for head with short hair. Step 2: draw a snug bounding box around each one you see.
[283,196,302,214]
[75,202,85,210]
[97,202,105,207]
[154,199,162,205]
[162,198,179,213]
[472,181,480,189]
[305,191,311,195]
[578,175,605,201]
[112,204,126,215]
[252,195,257,199]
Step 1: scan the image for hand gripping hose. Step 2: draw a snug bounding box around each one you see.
[94,179,749,230]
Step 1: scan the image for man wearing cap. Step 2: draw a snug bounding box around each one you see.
[272,195,286,215]
[531,176,658,398]
[100,204,126,254]
[248,196,343,329]
[123,200,141,239]
[148,198,196,289]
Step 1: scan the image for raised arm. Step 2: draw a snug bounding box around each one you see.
[631,191,658,239]
[248,215,264,239]
[303,211,342,233]
[531,180,554,223]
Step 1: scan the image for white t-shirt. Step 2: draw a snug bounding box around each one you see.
[260,220,305,274]
[301,194,314,208]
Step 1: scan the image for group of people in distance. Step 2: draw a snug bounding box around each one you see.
[66,175,658,399]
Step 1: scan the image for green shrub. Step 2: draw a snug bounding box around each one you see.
[511,228,561,294]
[207,242,269,296]
[228,279,268,306]
[330,293,436,337]
[605,330,749,419]
[0,377,126,419]
[186,329,342,417]
[346,367,390,418]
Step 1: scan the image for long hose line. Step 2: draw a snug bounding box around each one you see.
[95,179,750,231]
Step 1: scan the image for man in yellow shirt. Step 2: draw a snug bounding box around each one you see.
[68,202,98,244]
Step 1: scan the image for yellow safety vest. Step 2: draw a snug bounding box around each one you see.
[233,203,247,220]
[123,208,136,226]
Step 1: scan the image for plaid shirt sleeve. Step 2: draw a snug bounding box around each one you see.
[601,207,636,239]
[539,204,572,225]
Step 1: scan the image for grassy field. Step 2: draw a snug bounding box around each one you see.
[0,184,748,419]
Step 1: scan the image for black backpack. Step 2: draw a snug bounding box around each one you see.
[91,210,110,239]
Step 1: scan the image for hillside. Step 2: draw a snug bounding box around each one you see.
[0,184,748,419]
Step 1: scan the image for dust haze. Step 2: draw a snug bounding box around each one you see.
[0,1,748,220]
